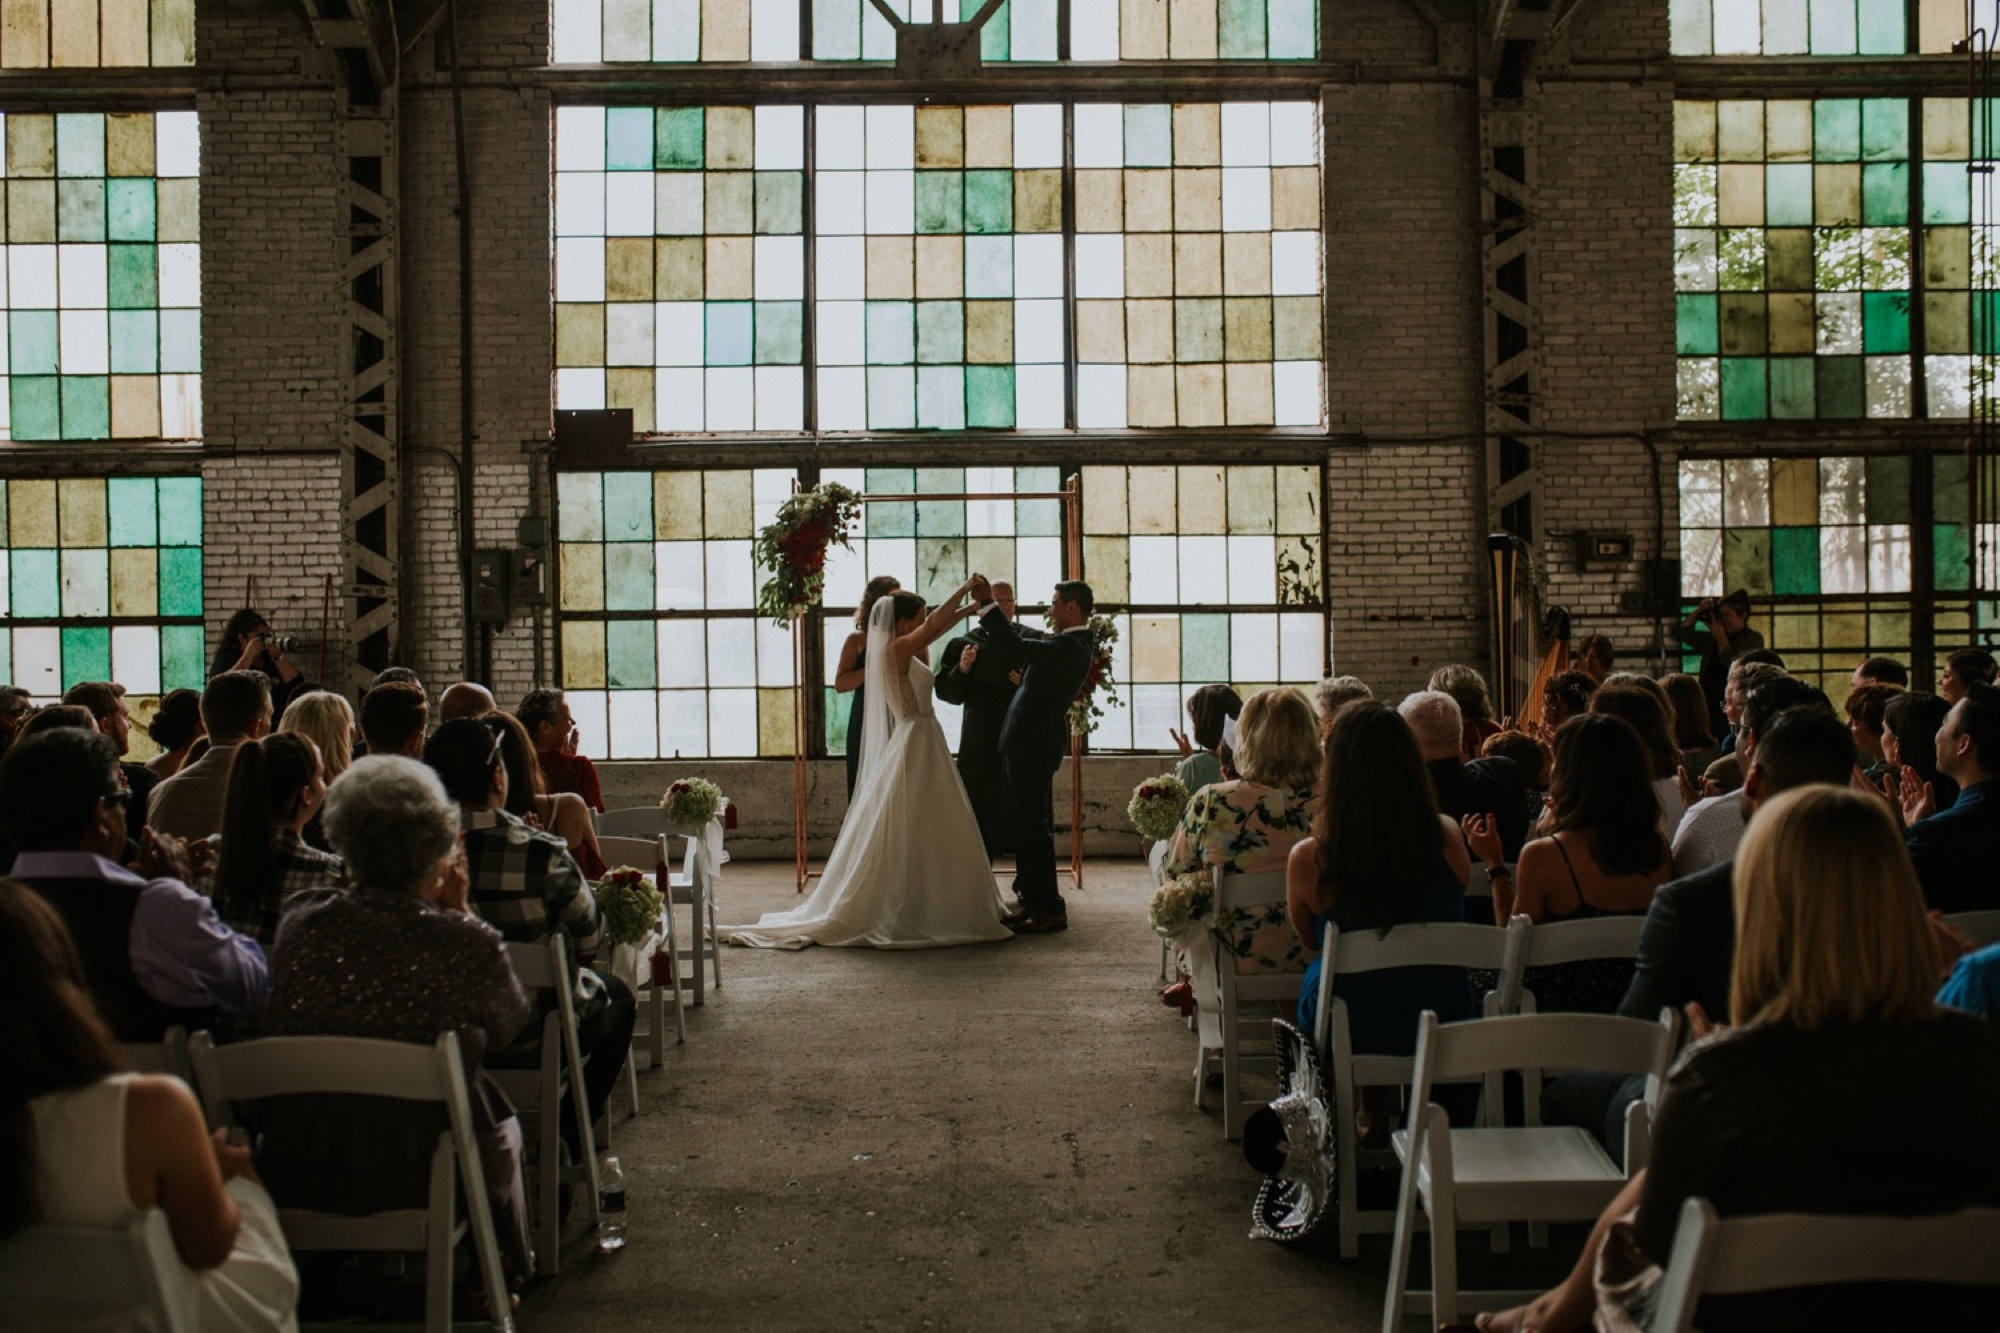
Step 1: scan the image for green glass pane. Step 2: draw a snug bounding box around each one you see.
[107,477,157,546]
[157,547,202,616]
[107,243,157,309]
[1860,162,1908,225]
[824,686,849,754]
[109,310,159,374]
[1719,358,1768,419]
[11,550,58,617]
[1181,612,1230,679]
[964,170,1013,235]
[754,172,804,235]
[1865,454,1909,523]
[60,626,109,690]
[60,377,110,440]
[917,470,967,536]
[602,474,650,541]
[1722,528,1774,597]
[604,543,653,610]
[1860,98,1908,160]
[1855,2,1904,55]
[11,313,58,376]
[969,0,1009,58]
[1217,0,1266,58]
[1818,356,1865,417]
[653,108,705,170]
[1936,455,1969,522]
[1862,291,1910,353]
[914,537,967,603]
[1814,100,1862,161]
[1937,522,1972,591]
[56,179,106,242]
[0,632,8,686]
[10,379,59,441]
[158,477,201,544]
[162,624,205,692]
[1765,163,1814,226]
[106,177,155,241]
[1772,527,1821,595]
[1923,162,1972,225]
[1676,294,1718,355]
[916,300,965,363]
[605,622,656,688]
[865,470,915,536]
[754,302,804,364]
[1718,294,1766,355]
[1980,292,2000,356]
[966,365,1014,428]
[914,172,964,234]
[705,303,754,366]
[1769,357,1815,418]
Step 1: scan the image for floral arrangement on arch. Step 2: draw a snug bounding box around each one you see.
[1065,613,1121,737]
[1147,866,1214,940]
[661,777,723,828]
[752,482,863,627]
[1128,772,1191,843]
[593,865,664,949]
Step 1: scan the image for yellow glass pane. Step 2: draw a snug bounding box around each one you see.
[1674,101,1718,162]
[105,112,155,176]
[1082,535,1128,600]
[1132,616,1179,682]
[1822,612,1867,650]
[109,547,157,616]
[10,478,56,546]
[562,621,608,687]
[1075,299,1125,362]
[1926,227,1970,290]
[1925,292,1969,354]
[555,304,607,367]
[965,300,1013,363]
[1715,100,1764,163]
[1125,233,1173,297]
[1223,296,1273,361]
[704,470,754,537]
[1769,610,1820,650]
[1766,293,1815,355]
[1176,363,1225,427]
[915,106,964,168]
[1766,101,1813,162]
[3,0,50,68]
[700,0,750,59]
[1924,97,1970,160]
[109,375,161,438]
[655,472,704,539]
[1716,164,1764,228]
[1125,299,1173,363]
[155,177,197,241]
[605,238,654,302]
[1222,232,1272,296]
[1177,466,1225,533]
[1129,466,1177,533]
[1770,457,1818,526]
[50,0,96,66]
[964,106,1012,168]
[7,114,55,177]
[9,179,55,242]
[607,368,655,432]
[1815,164,1861,227]
[1081,466,1127,534]
[1075,170,1123,232]
[1173,233,1222,297]
[1276,464,1318,533]
[1227,466,1275,535]
[914,235,962,299]
[1270,168,1319,231]
[656,237,705,300]
[1171,103,1221,165]
[705,236,754,299]
[706,107,754,169]
[1120,0,1166,59]
[1123,169,1171,232]
[559,545,606,612]
[864,235,914,300]
[1224,363,1273,424]
[1014,169,1061,233]
[1273,295,1321,360]
[1919,0,1965,53]
[1128,364,1177,426]
[101,0,148,63]
[151,0,194,65]
[758,686,796,756]
[705,172,754,234]
[1172,168,1222,231]
[967,536,1015,584]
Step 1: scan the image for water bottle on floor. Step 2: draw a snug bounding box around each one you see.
[596,1156,627,1253]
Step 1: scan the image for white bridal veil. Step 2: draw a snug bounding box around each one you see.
[855,595,899,795]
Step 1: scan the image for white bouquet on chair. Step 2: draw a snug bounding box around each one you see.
[1148,866,1215,939]
[594,865,665,992]
[1128,772,1191,845]
[661,778,723,828]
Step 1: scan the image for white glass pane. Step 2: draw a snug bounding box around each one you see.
[1868,523,1912,592]
[555,107,607,170]
[708,618,756,685]
[1820,526,1866,594]
[1016,537,1062,598]
[817,106,866,170]
[552,0,605,60]
[654,540,703,608]
[1015,235,1064,299]
[1278,613,1321,679]
[755,367,803,430]
[1131,683,1182,750]
[111,625,160,694]
[1077,364,1127,428]
[1177,535,1229,604]
[607,689,659,759]
[14,628,61,700]
[709,688,757,755]
[556,237,607,301]
[657,619,707,684]
[568,689,611,758]
[1129,535,1178,603]
[1074,235,1124,299]
[705,538,754,607]
[756,107,805,169]
[155,112,199,176]
[658,690,709,758]
[655,367,703,428]
[604,171,653,235]
[1231,612,1279,680]
[1015,364,1064,428]
[758,619,797,685]
[1226,534,1277,603]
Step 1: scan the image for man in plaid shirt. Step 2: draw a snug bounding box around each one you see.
[426,718,635,1149]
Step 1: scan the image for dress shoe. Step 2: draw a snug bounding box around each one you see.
[1000,906,1034,927]
[1009,912,1068,935]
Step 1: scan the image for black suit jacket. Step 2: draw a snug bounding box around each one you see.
[1618,860,1735,1026]
[1906,779,2000,914]
[976,609,1093,771]
[933,620,1043,715]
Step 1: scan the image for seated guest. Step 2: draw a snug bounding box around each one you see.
[276,690,355,851]
[1480,729,1551,832]
[145,687,206,781]
[518,689,604,813]
[1672,675,1828,875]
[1941,647,1999,703]
[488,710,606,880]
[0,881,298,1329]
[1475,787,2000,1333]
[1845,680,1903,778]
[1312,675,1372,737]
[1543,707,1858,1155]
[1883,689,1959,814]
[0,684,31,760]
[1400,689,1530,862]
[1700,750,1743,795]
[1288,700,1471,1053]
[1466,713,1670,1013]
[1941,942,2000,1023]
[1660,671,1721,778]
[1712,656,1787,759]
[1904,681,2000,912]
[261,755,534,1289]
[2,729,266,1041]
[63,681,158,846]
[425,719,635,1150]
[358,679,429,760]
[1428,664,1502,759]
[439,681,496,722]
[1574,633,1614,683]
[1164,688,1322,977]
[18,704,100,739]
[1853,653,1910,689]
[198,734,342,947]
[1170,684,1241,793]
[1541,669,1596,728]
[148,671,273,843]
[1588,682,1685,838]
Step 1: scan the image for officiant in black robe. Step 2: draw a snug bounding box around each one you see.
[934,580,1041,858]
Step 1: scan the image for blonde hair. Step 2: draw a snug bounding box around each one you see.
[279,690,356,783]
[1230,687,1320,789]
[1730,786,1940,1030]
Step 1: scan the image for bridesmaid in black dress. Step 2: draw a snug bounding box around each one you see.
[835,575,901,797]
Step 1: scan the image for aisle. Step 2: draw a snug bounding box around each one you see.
[526,860,1383,1330]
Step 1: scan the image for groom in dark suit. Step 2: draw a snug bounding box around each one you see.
[933,580,1043,858]
[969,576,1096,935]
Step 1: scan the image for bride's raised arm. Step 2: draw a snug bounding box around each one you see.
[890,577,982,660]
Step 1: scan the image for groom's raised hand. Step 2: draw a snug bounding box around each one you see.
[968,573,993,603]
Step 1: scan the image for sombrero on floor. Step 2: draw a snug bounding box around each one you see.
[1240,1018,1336,1242]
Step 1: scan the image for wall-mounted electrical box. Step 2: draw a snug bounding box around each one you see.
[1579,532,1635,564]
[512,548,548,606]
[472,549,511,622]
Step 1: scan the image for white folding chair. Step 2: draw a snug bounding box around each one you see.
[601,832,719,1008]
[118,1024,192,1082]
[1652,1198,2000,1333]
[1313,916,1530,1258]
[1189,868,1299,1141]
[1945,909,2000,946]
[1516,914,1647,1017]
[0,1209,194,1331]
[189,1031,514,1333]
[496,935,606,1277]
[597,806,668,837]
[1381,1008,1678,1332]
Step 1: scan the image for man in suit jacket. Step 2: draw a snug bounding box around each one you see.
[1906,681,2000,913]
[147,669,273,842]
[970,577,1095,934]
[63,680,158,847]
[934,580,1043,858]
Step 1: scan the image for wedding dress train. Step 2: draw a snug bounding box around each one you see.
[721,604,1011,951]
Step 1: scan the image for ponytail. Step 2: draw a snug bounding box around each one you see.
[214,734,319,924]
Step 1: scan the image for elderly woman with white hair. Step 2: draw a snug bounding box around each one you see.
[260,755,535,1300]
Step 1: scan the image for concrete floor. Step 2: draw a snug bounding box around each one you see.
[522,859,1572,1331]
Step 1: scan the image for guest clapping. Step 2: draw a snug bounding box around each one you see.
[1169,684,1242,793]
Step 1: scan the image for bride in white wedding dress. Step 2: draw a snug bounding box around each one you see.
[721,578,1012,950]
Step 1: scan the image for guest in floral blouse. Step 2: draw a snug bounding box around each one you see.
[1165,687,1323,974]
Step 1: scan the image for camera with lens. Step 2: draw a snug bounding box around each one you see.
[262,633,302,654]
